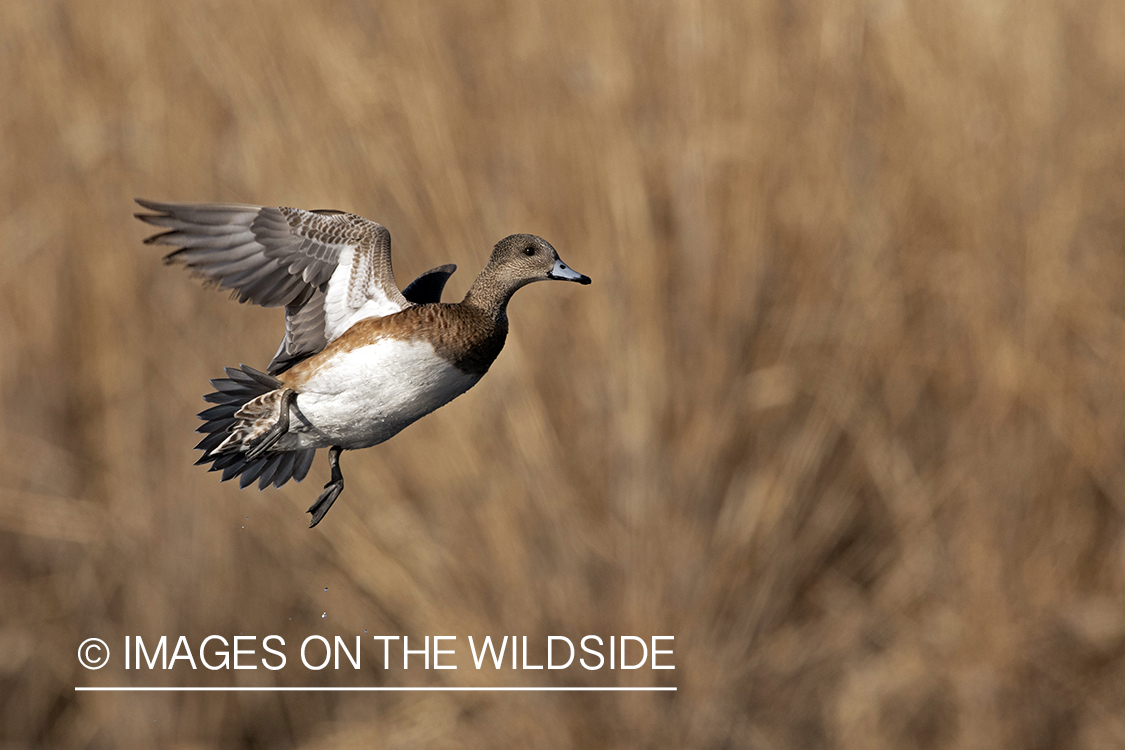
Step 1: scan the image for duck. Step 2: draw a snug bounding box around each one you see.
[135,199,590,527]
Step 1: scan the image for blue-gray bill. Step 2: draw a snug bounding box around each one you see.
[548,259,591,285]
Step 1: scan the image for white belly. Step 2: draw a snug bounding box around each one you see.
[282,337,481,450]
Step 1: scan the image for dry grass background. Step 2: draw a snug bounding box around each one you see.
[2,0,1125,747]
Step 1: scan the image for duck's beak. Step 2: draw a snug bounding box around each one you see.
[548,258,591,285]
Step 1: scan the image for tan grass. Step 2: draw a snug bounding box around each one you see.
[3,0,1125,747]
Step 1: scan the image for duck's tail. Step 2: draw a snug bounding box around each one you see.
[195,364,316,490]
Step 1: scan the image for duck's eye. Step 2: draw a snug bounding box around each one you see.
[524,246,536,256]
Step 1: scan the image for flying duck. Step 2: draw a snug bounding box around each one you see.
[135,200,590,527]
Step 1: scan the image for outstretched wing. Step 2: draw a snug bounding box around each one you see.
[402,263,457,305]
[268,263,458,374]
[136,199,412,373]
[269,285,330,375]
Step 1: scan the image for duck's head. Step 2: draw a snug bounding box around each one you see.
[466,234,590,317]
[490,234,591,288]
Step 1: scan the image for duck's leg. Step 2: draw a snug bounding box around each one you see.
[244,388,297,461]
[308,445,344,528]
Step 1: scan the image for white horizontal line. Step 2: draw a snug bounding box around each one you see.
[76,686,676,692]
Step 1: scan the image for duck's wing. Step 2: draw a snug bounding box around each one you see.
[266,263,459,374]
[136,200,413,373]
[268,285,330,375]
[401,263,457,304]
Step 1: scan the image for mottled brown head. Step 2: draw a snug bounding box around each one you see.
[464,234,590,318]
[491,234,591,287]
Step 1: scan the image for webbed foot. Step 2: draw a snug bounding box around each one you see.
[307,445,344,528]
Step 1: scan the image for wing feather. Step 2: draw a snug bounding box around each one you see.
[138,199,415,370]
[137,199,408,313]
[137,199,460,377]
[402,263,457,304]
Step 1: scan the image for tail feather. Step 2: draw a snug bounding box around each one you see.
[203,391,245,406]
[197,417,237,436]
[195,364,315,491]
[255,454,283,487]
[238,456,270,489]
[199,403,235,421]
[273,453,298,488]
[209,451,242,471]
[293,449,315,483]
[194,430,227,456]
[220,457,245,482]
[216,389,287,453]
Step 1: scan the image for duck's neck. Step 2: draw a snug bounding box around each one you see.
[463,264,517,322]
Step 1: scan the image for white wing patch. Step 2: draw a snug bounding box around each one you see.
[322,245,408,342]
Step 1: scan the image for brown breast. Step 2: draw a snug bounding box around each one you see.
[280,303,509,388]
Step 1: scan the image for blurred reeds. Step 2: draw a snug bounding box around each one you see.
[3,0,1125,747]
